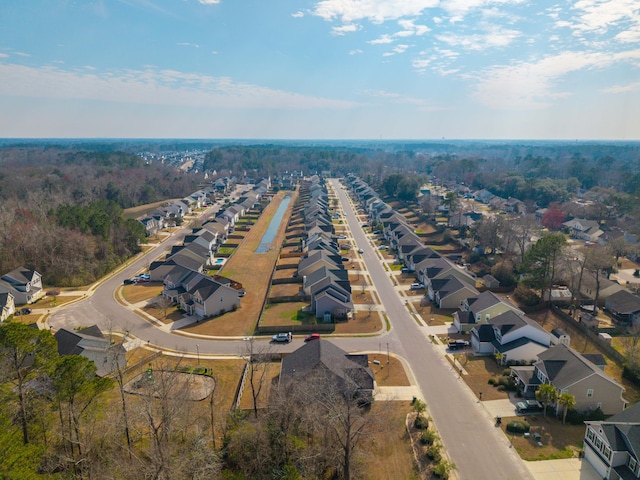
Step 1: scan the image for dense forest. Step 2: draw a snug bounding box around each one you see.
[0,148,202,286]
[2,141,640,285]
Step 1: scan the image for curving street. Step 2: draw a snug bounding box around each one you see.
[48,181,533,480]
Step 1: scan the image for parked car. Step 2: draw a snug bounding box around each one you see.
[358,248,364,254]
[304,333,321,342]
[401,267,410,273]
[20,308,32,315]
[447,340,470,350]
[134,277,150,283]
[337,234,347,239]
[238,289,246,297]
[341,257,349,262]
[410,283,423,290]
[516,400,544,413]
[272,332,292,343]
[136,273,150,280]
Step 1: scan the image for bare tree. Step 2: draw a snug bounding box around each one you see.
[511,214,539,264]
[243,337,272,418]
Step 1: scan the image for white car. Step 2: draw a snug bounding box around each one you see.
[410,283,423,290]
[271,332,292,343]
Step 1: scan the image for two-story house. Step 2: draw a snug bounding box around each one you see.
[511,344,626,415]
[0,267,45,305]
[453,290,522,333]
[583,401,640,480]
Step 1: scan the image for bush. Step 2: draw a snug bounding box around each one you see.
[497,375,517,391]
[564,407,606,425]
[506,420,530,434]
[502,368,512,376]
[514,285,541,306]
[420,429,437,446]
[426,444,442,462]
[488,378,497,385]
[414,415,429,430]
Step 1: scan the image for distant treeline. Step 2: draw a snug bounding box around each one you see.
[0,148,201,286]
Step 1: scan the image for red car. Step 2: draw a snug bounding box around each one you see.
[304,333,321,342]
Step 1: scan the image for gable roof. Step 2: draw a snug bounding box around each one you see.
[280,340,374,391]
[606,290,640,314]
[535,344,622,390]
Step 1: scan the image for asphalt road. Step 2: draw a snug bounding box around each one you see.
[49,181,533,479]
[328,179,533,480]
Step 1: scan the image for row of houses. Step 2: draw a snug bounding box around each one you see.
[295,176,353,321]
[346,175,628,416]
[149,179,271,319]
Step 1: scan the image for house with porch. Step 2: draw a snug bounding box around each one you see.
[0,292,15,322]
[605,289,640,325]
[430,275,479,309]
[511,344,626,415]
[54,325,126,377]
[582,401,640,480]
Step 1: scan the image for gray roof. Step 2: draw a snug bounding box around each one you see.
[281,340,374,391]
[606,290,640,314]
[588,402,640,461]
[535,344,622,390]
[489,310,547,336]
[54,325,107,356]
[467,290,508,313]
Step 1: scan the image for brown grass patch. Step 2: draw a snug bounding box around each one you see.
[272,269,298,280]
[363,401,419,480]
[352,291,374,304]
[269,284,301,298]
[260,302,316,327]
[141,303,184,324]
[121,284,164,304]
[369,354,410,386]
[238,361,282,410]
[31,295,84,309]
[413,303,452,326]
[459,356,510,401]
[501,415,585,461]
[333,311,382,335]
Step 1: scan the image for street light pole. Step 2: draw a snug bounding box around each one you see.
[196,344,200,366]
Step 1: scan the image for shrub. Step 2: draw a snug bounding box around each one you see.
[426,444,442,462]
[564,407,606,425]
[514,285,541,306]
[506,420,530,434]
[488,378,497,385]
[420,429,437,446]
[502,368,512,376]
[414,415,429,430]
[497,375,517,391]
[432,460,456,479]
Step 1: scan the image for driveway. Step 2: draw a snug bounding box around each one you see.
[526,458,601,480]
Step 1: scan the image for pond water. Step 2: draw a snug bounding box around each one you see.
[256,196,291,253]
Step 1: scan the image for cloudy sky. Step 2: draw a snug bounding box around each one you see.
[1,0,639,139]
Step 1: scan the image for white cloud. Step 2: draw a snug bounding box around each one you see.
[441,0,525,23]
[198,0,221,4]
[437,24,520,50]
[14,52,31,57]
[177,42,200,48]
[368,34,394,45]
[433,17,443,24]
[383,44,410,56]
[211,50,219,55]
[569,0,639,36]
[0,63,360,110]
[604,81,640,93]
[0,53,8,59]
[396,19,430,36]
[473,49,640,108]
[332,24,360,35]
[291,11,305,18]
[349,49,363,55]
[312,0,438,24]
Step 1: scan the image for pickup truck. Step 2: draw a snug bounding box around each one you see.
[447,340,470,350]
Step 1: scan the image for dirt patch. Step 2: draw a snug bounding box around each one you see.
[414,302,452,326]
[352,291,374,305]
[238,361,282,411]
[125,370,216,401]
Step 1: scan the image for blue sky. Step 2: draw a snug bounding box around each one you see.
[1,0,639,139]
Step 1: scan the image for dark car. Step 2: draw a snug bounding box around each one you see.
[20,307,32,315]
[123,279,135,285]
[304,333,321,342]
[447,340,470,350]
[516,400,544,413]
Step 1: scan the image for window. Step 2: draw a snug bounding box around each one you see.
[629,457,637,473]
[587,388,593,398]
